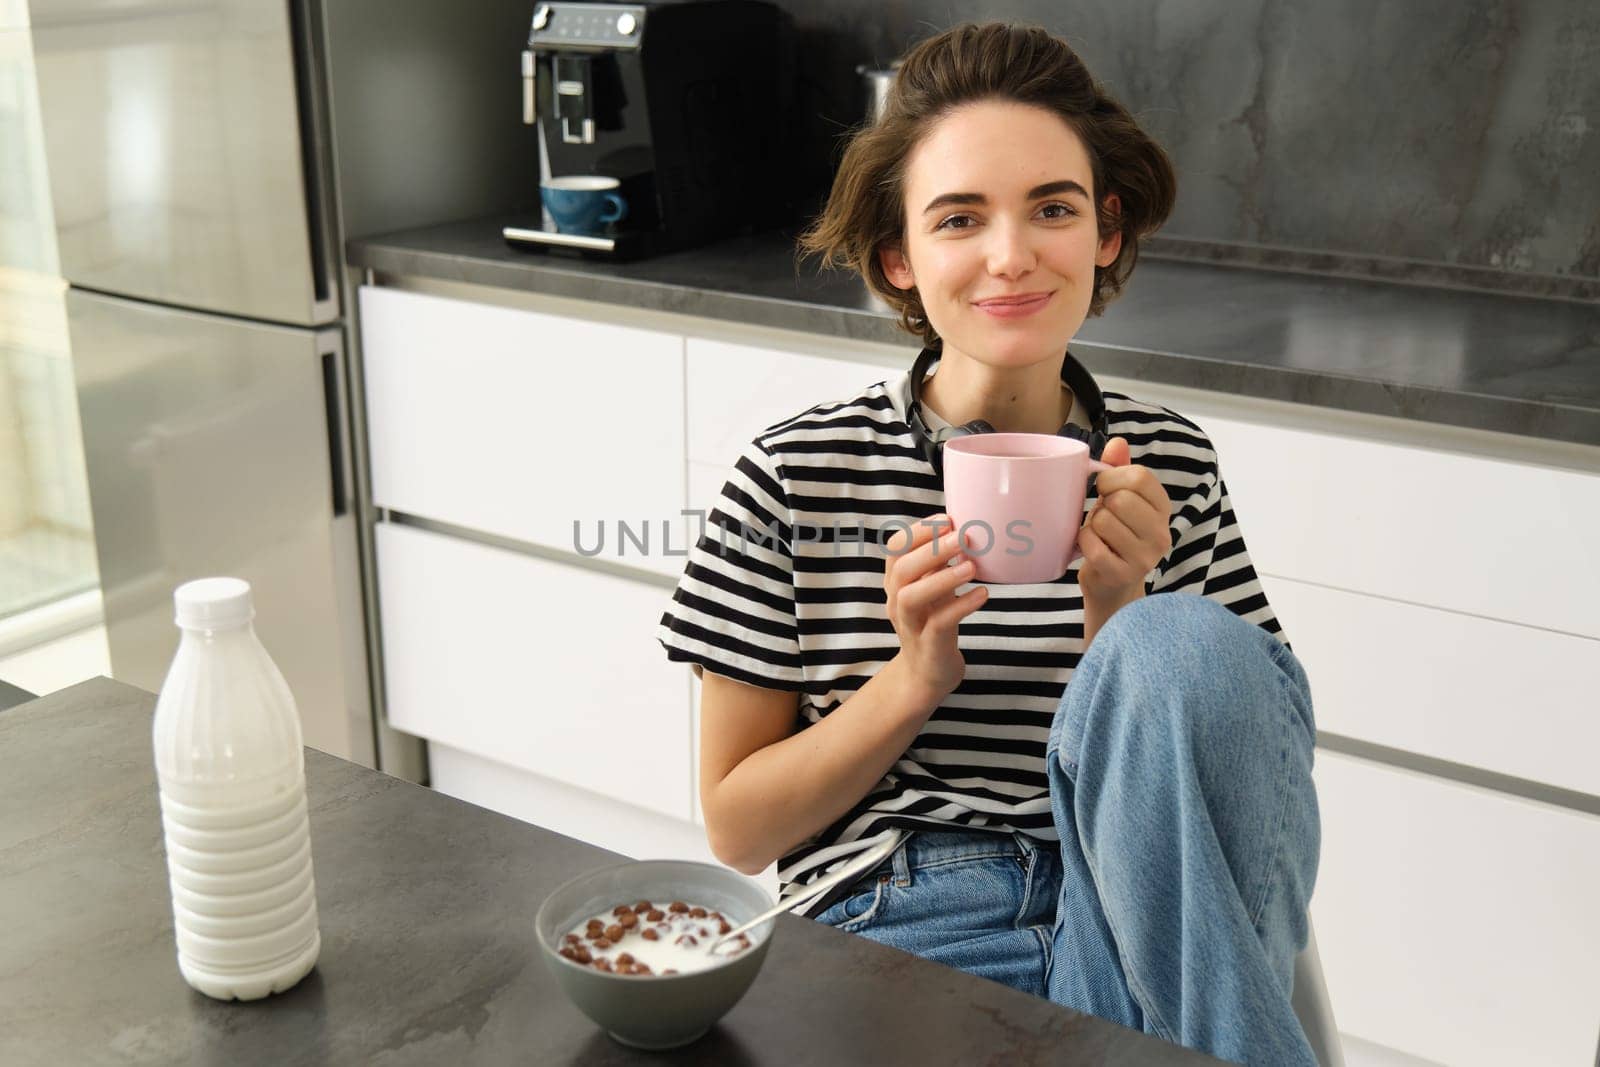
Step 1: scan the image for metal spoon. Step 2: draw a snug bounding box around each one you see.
[706,830,905,955]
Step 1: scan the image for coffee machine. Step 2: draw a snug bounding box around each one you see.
[504,1,795,260]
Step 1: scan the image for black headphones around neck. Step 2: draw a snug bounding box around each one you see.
[905,345,1112,477]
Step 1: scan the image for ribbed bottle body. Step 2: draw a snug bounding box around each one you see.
[152,609,320,1000]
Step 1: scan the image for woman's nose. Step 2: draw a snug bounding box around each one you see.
[985,218,1037,278]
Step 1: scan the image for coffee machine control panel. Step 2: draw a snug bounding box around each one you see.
[531,2,646,50]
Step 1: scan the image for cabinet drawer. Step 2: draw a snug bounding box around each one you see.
[360,286,687,577]
[1182,406,1600,638]
[427,742,717,865]
[686,337,896,470]
[1264,574,1600,796]
[1312,751,1600,1066]
[375,521,691,820]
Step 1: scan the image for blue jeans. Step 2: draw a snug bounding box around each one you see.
[814,593,1321,1066]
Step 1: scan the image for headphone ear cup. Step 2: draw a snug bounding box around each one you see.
[923,420,996,485]
[1057,423,1109,462]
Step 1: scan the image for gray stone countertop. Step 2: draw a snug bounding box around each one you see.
[347,216,1600,449]
[0,677,1217,1066]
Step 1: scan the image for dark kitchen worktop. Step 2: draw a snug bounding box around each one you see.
[0,677,1220,1065]
[348,216,1600,450]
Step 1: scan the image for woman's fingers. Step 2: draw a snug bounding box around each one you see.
[924,584,989,636]
[896,554,977,620]
[885,515,966,588]
[1097,486,1164,532]
[883,514,988,647]
[1077,522,1125,579]
[1096,466,1173,523]
[1078,521,1141,588]
[1099,436,1131,468]
[1088,498,1141,556]
[1086,484,1173,581]
[884,513,951,555]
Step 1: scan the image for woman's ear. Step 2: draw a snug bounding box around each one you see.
[1096,193,1123,268]
[879,242,915,290]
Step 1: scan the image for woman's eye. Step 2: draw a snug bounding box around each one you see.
[935,214,975,231]
[1039,202,1079,220]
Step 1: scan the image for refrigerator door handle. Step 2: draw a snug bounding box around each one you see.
[289,0,340,322]
[320,341,350,520]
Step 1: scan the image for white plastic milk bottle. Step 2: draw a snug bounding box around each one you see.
[152,577,321,1000]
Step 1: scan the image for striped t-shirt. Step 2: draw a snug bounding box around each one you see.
[658,357,1285,917]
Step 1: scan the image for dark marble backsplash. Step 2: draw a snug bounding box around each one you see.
[767,0,1600,298]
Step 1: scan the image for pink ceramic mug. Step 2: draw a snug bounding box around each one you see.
[943,433,1112,584]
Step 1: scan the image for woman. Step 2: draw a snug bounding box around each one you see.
[658,22,1320,1067]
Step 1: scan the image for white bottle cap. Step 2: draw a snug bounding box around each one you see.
[174,577,255,630]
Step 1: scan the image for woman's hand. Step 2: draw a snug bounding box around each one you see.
[1077,437,1173,615]
[883,514,989,710]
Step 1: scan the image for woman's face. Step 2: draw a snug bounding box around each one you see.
[880,100,1122,371]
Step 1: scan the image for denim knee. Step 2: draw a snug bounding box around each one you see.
[1053,593,1315,766]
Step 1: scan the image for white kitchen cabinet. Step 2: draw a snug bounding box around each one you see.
[686,336,896,471]
[1170,403,1600,640]
[375,520,692,821]
[1311,750,1600,1067]
[360,285,688,578]
[426,741,720,866]
[1262,573,1600,797]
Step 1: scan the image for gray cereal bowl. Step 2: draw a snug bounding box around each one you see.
[534,859,776,1050]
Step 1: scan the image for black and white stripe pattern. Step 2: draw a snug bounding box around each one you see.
[659,368,1285,916]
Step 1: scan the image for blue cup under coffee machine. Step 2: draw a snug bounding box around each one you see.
[540,175,628,235]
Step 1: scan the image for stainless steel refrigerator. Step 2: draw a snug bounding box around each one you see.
[28,0,537,773]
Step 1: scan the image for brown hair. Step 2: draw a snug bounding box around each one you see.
[798,23,1177,346]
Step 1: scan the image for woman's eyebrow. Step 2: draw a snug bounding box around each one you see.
[920,191,984,215]
[1028,179,1090,201]
[921,179,1091,215]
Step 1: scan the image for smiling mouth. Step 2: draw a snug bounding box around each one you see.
[977,295,1047,305]
[974,292,1053,315]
